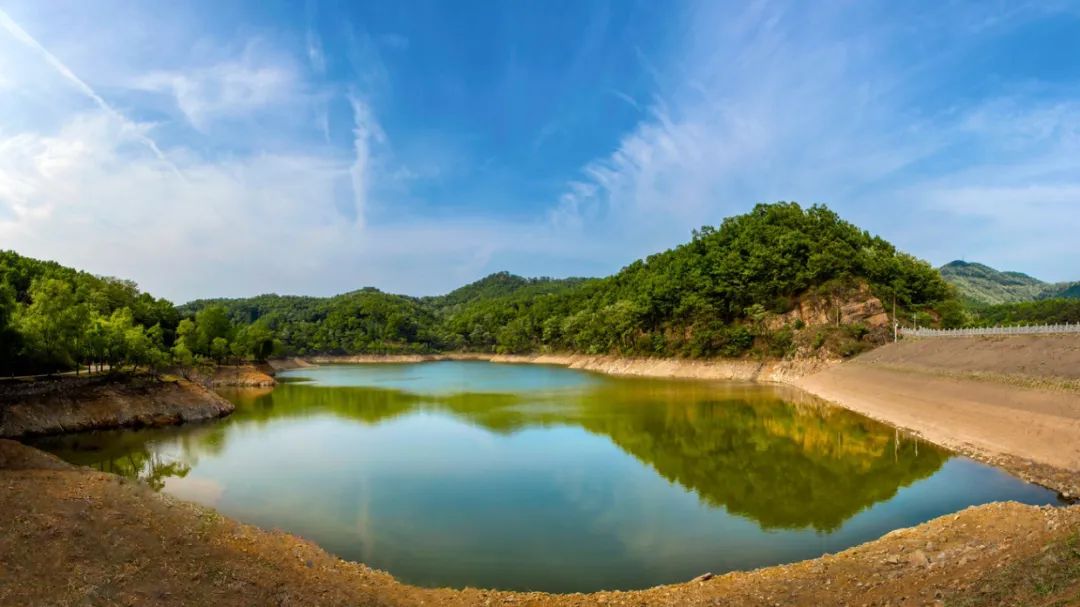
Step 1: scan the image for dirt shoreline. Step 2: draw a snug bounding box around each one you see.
[305,351,834,383]
[1,439,1077,606]
[0,375,234,439]
[5,336,1080,605]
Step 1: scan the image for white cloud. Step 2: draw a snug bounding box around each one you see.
[134,57,298,131]
[347,96,386,228]
[549,2,1080,278]
[0,111,358,297]
[3,0,1080,302]
[0,7,174,167]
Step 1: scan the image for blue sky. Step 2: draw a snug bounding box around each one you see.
[1,1,1079,301]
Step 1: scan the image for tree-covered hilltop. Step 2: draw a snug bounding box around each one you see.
[0,251,179,375]
[1,202,959,374]
[422,272,590,312]
[176,203,957,359]
[437,203,954,356]
[0,252,277,376]
[940,260,1080,307]
[178,289,442,356]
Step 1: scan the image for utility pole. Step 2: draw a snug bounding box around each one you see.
[893,296,898,343]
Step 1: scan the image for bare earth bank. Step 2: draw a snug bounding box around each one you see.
[182,363,278,388]
[793,336,1080,498]
[305,352,832,383]
[1,440,1077,607]
[4,336,1080,605]
[0,375,234,438]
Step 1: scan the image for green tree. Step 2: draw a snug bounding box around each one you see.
[16,278,88,372]
[210,337,230,363]
[195,305,232,355]
[0,283,20,373]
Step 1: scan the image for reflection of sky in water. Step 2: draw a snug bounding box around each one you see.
[280,361,600,394]
[34,362,1063,593]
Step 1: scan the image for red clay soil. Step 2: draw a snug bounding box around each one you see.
[1,440,1078,607]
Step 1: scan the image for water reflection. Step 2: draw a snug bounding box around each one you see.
[29,363,1057,592]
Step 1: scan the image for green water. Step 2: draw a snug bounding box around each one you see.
[33,361,1060,592]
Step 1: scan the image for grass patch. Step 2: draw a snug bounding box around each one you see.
[947,533,1080,607]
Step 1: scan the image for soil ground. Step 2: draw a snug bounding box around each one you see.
[794,336,1080,498]
[0,375,233,439]
[5,336,1080,605]
[182,363,278,388]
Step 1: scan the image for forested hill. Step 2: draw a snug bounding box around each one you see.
[0,250,178,374]
[2,202,958,374]
[152,202,959,359]
[422,272,590,311]
[940,260,1080,306]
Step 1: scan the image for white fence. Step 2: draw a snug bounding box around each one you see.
[903,323,1080,338]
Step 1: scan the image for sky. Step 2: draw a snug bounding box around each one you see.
[1,0,1080,302]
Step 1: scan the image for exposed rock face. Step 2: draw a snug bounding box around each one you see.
[182,363,277,388]
[0,376,235,438]
[207,364,277,388]
[770,282,890,330]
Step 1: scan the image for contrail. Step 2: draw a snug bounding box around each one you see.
[0,8,182,177]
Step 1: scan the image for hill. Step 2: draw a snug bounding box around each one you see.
[940,260,1080,306]
[939,261,1046,306]
[0,251,178,375]
[3,202,959,371]
[434,202,953,357]
[423,272,590,312]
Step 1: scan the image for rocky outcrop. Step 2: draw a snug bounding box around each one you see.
[182,363,277,388]
[769,282,890,331]
[0,375,235,438]
[208,363,277,387]
[265,357,314,372]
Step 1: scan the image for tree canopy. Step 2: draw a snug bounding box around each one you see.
[177,203,956,359]
[1,203,959,374]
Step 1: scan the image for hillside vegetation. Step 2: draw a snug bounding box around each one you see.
[182,203,954,359]
[0,252,178,375]
[941,260,1080,306]
[2,203,957,375]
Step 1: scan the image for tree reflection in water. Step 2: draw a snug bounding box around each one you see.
[33,375,947,532]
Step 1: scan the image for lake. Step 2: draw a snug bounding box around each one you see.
[32,361,1061,592]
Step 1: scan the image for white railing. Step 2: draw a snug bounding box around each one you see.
[903,323,1080,338]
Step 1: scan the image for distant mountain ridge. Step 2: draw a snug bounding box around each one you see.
[939,260,1080,306]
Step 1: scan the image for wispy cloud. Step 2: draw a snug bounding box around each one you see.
[548,2,1080,280]
[0,7,176,172]
[347,95,386,228]
[307,29,326,75]
[134,53,298,132]
[2,0,1080,300]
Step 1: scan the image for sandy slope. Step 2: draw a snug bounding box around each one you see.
[793,336,1080,498]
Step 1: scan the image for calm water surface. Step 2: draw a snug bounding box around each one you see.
[34,362,1060,592]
